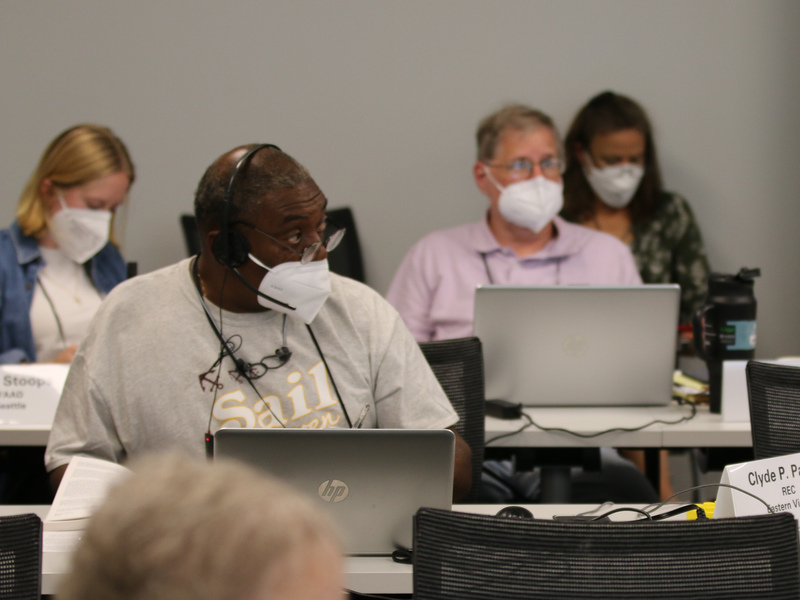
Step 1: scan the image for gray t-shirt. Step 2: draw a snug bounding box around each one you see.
[45,258,458,470]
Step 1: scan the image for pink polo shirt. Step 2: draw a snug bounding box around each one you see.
[386,215,642,342]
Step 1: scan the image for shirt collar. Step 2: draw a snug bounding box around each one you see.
[472,214,583,260]
[471,213,504,253]
[10,221,42,265]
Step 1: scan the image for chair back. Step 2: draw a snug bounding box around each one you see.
[180,214,201,256]
[413,508,800,599]
[419,337,484,502]
[0,514,42,599]
[326,207,366,283]
[747,360,800,460]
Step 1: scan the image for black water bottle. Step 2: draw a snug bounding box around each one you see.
[693,268,760,414]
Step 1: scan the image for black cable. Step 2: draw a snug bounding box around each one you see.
[564,482,773,524]
[647,504,706,521]
[557,503,707,524]
[479,251,494,284]
[596,506,653,521]
[486,399,698,445]
[306,324,353,428]
[344,590,409,600]
[485,412,536,445]
[391,548,413,564]
[644,482,774,514]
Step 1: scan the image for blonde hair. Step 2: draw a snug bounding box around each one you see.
[58,453,342,600]
[16,124,135,242]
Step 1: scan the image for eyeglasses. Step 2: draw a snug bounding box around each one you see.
[236,218,346,265]
[229,349,291,382]
[487,157,563,181]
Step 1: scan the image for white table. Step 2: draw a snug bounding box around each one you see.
[483,403,751,501]
[0,425,50,447]
[1,403,752,504]
[1,503,687,596]
[0,403,751,449]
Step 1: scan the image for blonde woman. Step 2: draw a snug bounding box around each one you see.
[0,124,134,364]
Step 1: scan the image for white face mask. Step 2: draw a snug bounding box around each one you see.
[583,157,645,209]
[486,169,564,233]
[247,255,332,324]
[48,195,112,263]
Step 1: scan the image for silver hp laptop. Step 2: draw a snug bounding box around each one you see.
[474,285,679,407]
[213,428,454,555]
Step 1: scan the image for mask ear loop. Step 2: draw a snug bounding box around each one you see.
[55,192,69,211]
[482,164,504,192]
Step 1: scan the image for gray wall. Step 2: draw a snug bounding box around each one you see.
[2,1,798,358]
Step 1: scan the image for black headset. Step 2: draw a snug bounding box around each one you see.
[212,143,281,269]
[209,143,294,310]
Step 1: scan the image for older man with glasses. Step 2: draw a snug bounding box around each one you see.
[387,105,656,505]
[387,104,641,343]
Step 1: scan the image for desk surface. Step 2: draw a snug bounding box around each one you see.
[485,403,751,449]
[1,403,751,449]
[0,503,692,596]
[0,425,50,446]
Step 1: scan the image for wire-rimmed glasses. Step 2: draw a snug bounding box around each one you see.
[487,157,563,181]
[236,218,346,264]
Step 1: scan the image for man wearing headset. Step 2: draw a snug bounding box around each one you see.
[45,145,472,500]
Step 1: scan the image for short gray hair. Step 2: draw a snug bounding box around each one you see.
[58,453,341,600]
[476,104,562,162]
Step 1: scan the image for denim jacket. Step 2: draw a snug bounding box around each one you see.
[0,221,126,363]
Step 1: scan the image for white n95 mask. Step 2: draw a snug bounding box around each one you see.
[247,255,332,324]
[583,158,645,209]
[486,170,564,233]
[48,195,112,264]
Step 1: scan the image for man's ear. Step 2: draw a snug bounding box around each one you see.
[206,229,219,254]
[473,162,492,197]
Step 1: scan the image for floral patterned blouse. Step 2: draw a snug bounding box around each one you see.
[563,191,710,325]
[630,192,710,325]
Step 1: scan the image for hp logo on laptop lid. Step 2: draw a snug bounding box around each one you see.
[318,479,349,503]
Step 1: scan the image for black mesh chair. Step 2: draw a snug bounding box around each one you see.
[326,207,366,283]
[180,214,201,257]
[747,360,800,460]
[419,337,485,503]
[179,207,366,283]
[0,514,42,599]
[413,508,800,599]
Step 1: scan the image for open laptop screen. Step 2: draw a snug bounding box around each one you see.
[474,285,679,407]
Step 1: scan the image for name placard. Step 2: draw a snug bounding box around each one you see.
[0,364,69,426]
[716,453,800,520]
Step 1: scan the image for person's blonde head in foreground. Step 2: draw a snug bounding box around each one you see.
[57,453,344,600]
